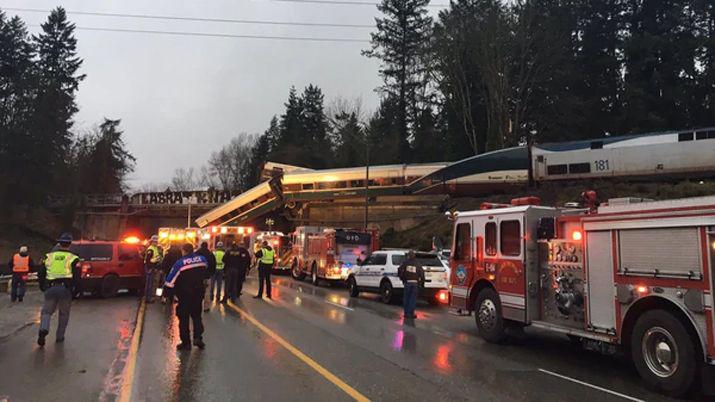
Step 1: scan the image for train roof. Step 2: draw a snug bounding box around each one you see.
[534,127,715,152]
[454,204,558,218]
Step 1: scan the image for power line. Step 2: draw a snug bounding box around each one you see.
[28,25,370,43]
[269,0,449,7]
[4,6,375,28]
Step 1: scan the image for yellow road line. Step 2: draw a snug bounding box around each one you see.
[227,301,370,402]
[118,299,147,402]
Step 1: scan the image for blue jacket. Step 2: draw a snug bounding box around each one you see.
[165,253,208,294]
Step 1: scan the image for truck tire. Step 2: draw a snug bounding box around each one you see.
[474,287,506,343]
[347,276,359,297]
[311,263,320,286]
[380,280,395,304]
[100,274,120,298]
[291,260,305,281]
[630,309,698,397]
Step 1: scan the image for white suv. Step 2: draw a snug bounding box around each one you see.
[347,250,449,304]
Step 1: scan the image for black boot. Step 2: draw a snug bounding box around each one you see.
[37,329,48,347]
[176,342,191,351]
[194,339,206,349]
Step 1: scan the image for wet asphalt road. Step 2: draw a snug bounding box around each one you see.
[0,275,707,401]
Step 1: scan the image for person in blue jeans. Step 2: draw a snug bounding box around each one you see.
[397,251,424,319]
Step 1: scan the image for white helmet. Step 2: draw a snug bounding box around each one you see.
[150,235,159,243]
[19,246,28,253]
[217,241,224,248]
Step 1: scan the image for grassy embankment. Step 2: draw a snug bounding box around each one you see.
[381,179,715,251]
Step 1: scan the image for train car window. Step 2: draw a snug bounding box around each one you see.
[453,223,472,260]
[485,222,497,256]
[590,141,603,149]
[678,132,693,142]
[696,131,708,140]
[568,163,591,174]
[302,183,314,190]
[547,164,567,175]
[536,155,544,162]
[708,131,715,139]
[500,220,521,256]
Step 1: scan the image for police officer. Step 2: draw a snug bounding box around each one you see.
[161,243,182,304]
[222,240,251,302]
[8,245,35,302]
[144,235,163,303]
[165,243,208,350]
[38,233,80,346]
[397,250,424,319]
[196,242,216,312]
[253,240,275,299]
[211,242,225,302]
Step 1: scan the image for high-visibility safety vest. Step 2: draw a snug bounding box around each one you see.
[12,254,30,273]
[214,250,225,270]
[45,251,79,281]
[147,245,162,264]
[259,248,275,265]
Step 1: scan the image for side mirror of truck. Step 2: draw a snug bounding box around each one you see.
[537,217,556,240]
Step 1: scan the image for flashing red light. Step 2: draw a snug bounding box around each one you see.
[437,290,449,304]
[487,273,496,281]
[123,236,141,244]
[636,285,648,295]
[571,230,583,241]
[273,239,280,246]
[211,226,218,234]
[247,227,253,234]
[220,227,228,234]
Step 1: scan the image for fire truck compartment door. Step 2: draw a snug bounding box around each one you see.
[586,231,616,331]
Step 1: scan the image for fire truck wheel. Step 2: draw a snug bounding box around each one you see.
[347,277,359,297]
[291,260,305,281]
[311,263,320,286]
[474,288,506,343]
[631,310,698,397]
[380,280,396,304]
[100,274,120,298]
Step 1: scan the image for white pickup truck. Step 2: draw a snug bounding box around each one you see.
[347,250,449,304]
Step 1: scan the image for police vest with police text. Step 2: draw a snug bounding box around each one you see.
[260,248,275,265]
[13,254,30,273]
[45,251,79,280]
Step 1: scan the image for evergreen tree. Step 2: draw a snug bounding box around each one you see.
[244,117,279,188]
[366,97,403,165]
[364,0,433,161]
[332,111,366,167]
[0,12,36,204]
[76,119,135,193]
[32,7,85,194]
[411,108,445,162]
[300,85,333,168]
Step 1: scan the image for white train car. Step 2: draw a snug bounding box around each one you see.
[533,127,715,181]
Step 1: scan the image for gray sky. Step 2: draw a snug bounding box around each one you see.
[4,0,432,188]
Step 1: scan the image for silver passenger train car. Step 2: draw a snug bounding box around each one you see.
[532,127,715,182]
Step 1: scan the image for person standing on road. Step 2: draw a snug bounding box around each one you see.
[211,242,225,302]
[8,245,35,302]
[195,242,216,312]
[37,233,81,346]
[397,250,424,320]
[165,243,208,350]
[222,240,251,302]
[144,235,163,303]
[161,243,182,304]
[253,240,274,299]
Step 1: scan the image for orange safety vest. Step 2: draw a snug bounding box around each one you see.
[12,254,30,273]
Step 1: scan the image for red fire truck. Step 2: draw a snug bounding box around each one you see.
[449,195,715,396]
[250,231,293,273]
[290,226,379,285]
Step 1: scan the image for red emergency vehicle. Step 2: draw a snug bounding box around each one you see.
[251,231,293,273]
[449,195,715,397]
[290,226,379,285]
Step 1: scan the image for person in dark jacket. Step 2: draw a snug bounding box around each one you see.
[397,250,424,319]
[8,245,35,302]
[165,243,208,350]
[253,241,275,299]
[161,244,182,304]
[195,242,216,312]
[222,240,251,303]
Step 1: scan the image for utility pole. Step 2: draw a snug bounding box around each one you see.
[364,134,370,231]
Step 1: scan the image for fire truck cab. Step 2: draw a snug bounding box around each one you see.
[251,231,293,273]
[450,195,715,397]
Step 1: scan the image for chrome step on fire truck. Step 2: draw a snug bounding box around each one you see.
[448,195,715,397]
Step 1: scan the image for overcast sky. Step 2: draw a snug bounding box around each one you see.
[3,0,443,189]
